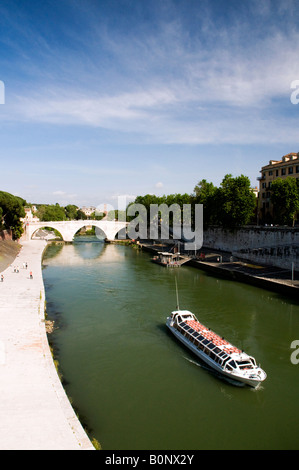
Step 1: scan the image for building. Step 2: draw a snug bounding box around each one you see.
[257,152,299,223]
[21,206,40,223]
[80,206,96,217]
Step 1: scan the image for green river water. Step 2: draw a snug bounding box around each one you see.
[42,238,299,450]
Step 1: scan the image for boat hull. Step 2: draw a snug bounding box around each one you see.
[166,319,266,388]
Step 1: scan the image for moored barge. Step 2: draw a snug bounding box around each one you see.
[166,310,267,388]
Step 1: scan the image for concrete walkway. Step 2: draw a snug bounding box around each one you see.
[0,240,94,450]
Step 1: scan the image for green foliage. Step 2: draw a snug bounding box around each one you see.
[91,437,102,450]
[194,175,256,228]
[194,179,218,226]
[218,174,256,228]
[270,177,299,226]
[128,193,193,229]
[65,204,79,220]
[36,203,67,222]
[0,190,26,238]
[76,209,87,220]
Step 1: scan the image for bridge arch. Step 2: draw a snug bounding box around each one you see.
[66,222,108,241]
[73,224,107,240]
[31,225,63,240]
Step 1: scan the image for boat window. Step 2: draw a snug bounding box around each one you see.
[202,339,209,346]
[237,360,254,370]
[222,357,230,366]
[228,360,237,369]
[213,347,221,355]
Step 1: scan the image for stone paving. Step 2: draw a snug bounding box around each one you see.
[0,240,94,450]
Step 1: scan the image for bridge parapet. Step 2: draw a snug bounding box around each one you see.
[24,220,128,242]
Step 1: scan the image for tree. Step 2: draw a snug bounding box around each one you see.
[65,204,79,220]
[36,203,66,221]
[76,209,87,220]
[218,174,256,228]
[270,177,299,226]
[194,179,218,226]
[0,191,26,238]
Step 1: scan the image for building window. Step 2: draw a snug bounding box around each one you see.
[276,170,279,176]
[289,167,294,174]
[281,168,286,175]
[269,170,273,176]
[296,165,299,173]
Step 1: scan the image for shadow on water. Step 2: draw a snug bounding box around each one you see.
[184,356,246,388]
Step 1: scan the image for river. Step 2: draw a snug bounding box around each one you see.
[42,238,299,450]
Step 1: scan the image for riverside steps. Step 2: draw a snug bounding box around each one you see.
[0,240,94,450]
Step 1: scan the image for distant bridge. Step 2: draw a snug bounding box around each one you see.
[23,220,129,242]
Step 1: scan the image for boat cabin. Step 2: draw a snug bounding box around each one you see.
[152,252,181,266]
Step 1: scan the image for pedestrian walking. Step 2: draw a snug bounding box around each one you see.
[1,275,3,282]
[30,271,33,279]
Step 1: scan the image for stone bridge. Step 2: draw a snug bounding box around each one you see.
[23,220,128,242]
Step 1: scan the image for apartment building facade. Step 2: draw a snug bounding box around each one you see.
[257,152,299,223]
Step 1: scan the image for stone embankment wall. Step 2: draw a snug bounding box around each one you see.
[203,226,299,270]
[0,229,13,241]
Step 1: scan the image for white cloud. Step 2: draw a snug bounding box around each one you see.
[3,9,299,147]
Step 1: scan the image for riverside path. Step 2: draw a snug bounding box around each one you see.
[0,240,94,450]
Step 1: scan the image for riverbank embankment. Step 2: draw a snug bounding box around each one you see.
[140,243,299,300]
[0,240,94,450]
[0,238,21,272]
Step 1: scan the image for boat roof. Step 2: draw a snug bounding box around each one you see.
[171,311,252,362]
[158,252,180,256]
[171,310,193,316]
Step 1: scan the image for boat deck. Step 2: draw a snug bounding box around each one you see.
[185,319,241,355]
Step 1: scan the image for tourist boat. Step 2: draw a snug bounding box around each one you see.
[151,251,191,268]
[166,310,267,388]
[151,252,181,267]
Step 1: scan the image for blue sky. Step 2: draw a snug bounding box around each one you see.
[1,0,299,209]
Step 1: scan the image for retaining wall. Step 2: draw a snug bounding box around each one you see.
[203,226,299,270]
